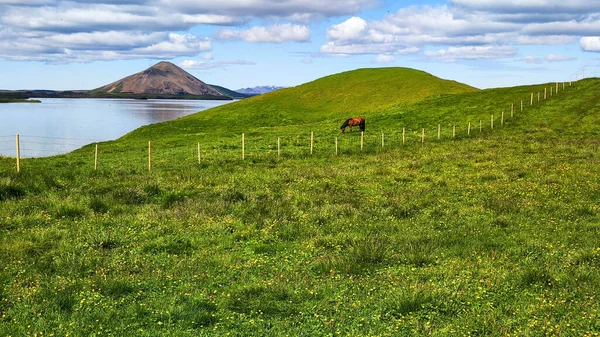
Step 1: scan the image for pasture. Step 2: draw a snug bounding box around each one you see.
[1,69,600,336]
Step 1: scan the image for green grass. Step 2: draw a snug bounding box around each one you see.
[1,68,600,335]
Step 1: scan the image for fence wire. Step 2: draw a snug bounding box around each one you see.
[0,81,582,167]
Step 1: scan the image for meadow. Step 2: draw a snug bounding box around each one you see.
[1,69,600,336]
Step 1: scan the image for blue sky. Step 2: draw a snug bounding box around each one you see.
[0,0,599,90]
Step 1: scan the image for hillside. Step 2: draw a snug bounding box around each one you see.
[208,84,250,99]
[2,71,600,335]
[90,61,229,99]
[127,67,478,136]
[230,67,477,116]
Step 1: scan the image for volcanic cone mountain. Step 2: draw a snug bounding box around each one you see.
[91,61,226,98]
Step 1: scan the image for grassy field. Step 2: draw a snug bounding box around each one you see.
[1,69,600,336]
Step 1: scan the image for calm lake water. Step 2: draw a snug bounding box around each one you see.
[0,98,232,158]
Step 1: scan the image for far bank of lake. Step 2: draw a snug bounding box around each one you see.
[0,98,233,157]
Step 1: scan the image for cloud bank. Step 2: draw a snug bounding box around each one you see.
[320,3,600,61]
[0,0,375,62]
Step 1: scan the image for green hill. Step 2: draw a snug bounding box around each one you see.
[126,67,478,137]
[2,69,600,336]
[244,67,477,113]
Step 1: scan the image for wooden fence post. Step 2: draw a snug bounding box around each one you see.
[95,143,98,170]
[511,103,514,117]
[530,93,533,105]
[544,88,547,99]
[360,131,364,151]
[335,137,338,156]
[453,125,456,138]
[491,115,494,129]
[148,141,152,172]
[479,120,482,133]
[381,133,384,147]
[242,133,245,160]
[550,87,553,97]
[15,134,20,173]
[310,131,314,155]
[501,111,504,126]
[421,128,425,143]
[521,101,523,112]
[438,124,441,140]
[468,122,471,136]
[538,92,540,102]
[402,128,405,144]
[197,143,201,163]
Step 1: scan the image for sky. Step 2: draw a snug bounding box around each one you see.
[0,0,599,91]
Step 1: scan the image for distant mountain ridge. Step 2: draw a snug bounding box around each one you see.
[90,62,230,99]
[209,85,250,99]
[236,86,285,95]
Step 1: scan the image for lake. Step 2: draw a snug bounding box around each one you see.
[0,98,233,158]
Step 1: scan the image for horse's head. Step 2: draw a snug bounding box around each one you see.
[340,119,350,133]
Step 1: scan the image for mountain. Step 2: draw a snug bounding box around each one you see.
[208,84,251,99]
[236,86,285,95]
[89,61,230,99]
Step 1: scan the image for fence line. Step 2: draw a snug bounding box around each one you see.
[0,79,581,172]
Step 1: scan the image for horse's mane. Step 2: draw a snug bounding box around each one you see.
[340,118,352,128]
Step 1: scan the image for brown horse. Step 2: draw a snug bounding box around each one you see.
[340,117,365,133]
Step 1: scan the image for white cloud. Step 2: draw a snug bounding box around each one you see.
[524,20,600,36]
[523,54,576,64]
[449,0,600,13]
[321,3,600,59]
[0,32,212,62]
[0,0,375,63]
[45,31,166,49]
[320,42,419,56]
[133,33,211,55]
[326,16,368,42]
[375,54,395,63]
[545,54,575,62]
[580,36,600,52]
[425,45,516,62]
[157,0,378,20]
[524,56,542,64]
[516,35,576,45]
[302,58,313,64]
[179,59,256,69]
[216,24,310,43]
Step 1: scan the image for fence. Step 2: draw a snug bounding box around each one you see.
[0,79,585,173]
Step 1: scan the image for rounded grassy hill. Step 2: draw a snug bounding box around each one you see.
[127,67,478,137]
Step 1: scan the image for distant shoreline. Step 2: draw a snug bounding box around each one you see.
[0,99,41,103]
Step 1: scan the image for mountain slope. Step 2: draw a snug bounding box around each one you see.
[209,84,250,99]
[236,86,285,95]
[90,61,227,99]
[129,67,478,134]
